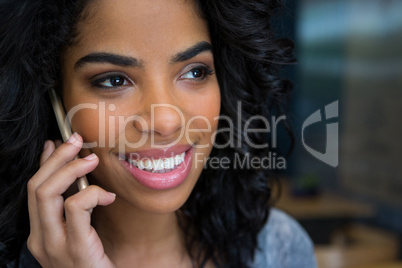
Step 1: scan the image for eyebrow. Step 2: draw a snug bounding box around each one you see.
[74,41,213,70]
[74,53,142,70]
[170,41,213,63]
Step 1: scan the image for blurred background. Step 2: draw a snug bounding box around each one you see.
[275,0,402,267]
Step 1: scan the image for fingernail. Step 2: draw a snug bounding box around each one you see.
[83,153,97,161]
[67,132,78,144]
[108,192,116,198]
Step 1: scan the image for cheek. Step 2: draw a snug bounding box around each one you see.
[63,88,103,144]
[68,105,119,150]
[204,87,221,133]
[70,109,101,142]
[187,86,221,130]
[185,87,220,148]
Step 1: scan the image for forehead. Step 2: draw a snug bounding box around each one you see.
[64,0,209,64]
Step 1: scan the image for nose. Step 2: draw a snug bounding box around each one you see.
[134,82,184,139]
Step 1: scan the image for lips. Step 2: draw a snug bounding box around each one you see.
[119,145,193,190]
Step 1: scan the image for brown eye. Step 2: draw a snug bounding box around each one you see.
[109,76,125,86]
[191,68,205,78]
[180,66,214,81]
[91,73,131,89]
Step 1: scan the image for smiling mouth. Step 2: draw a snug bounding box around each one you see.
[118,145,193,190]
[122,152,186,174]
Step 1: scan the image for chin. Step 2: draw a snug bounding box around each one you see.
[89,158,201,215]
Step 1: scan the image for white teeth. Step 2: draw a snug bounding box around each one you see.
[174,155,182,165]
[153,159,163,170]
[128,152,185,172]
[144,159,152,169]
[137,161,145,170]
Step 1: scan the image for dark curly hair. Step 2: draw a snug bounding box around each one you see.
[0,0,295,267]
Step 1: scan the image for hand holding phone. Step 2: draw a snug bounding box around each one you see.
[25,90,115,267]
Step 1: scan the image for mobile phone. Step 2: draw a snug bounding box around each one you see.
[48,89,89,191]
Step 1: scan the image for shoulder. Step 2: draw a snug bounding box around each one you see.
[250,208,317,268]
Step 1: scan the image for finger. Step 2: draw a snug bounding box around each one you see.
[40,140,56,166]
[28,134,83,237]
[36,154,99,238]
[34,133,83,185]
[27,179,42,251]
[64,186,116,244]
[28,140,55,240]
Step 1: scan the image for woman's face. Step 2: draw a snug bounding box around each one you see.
[62,0,220,213]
